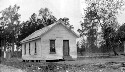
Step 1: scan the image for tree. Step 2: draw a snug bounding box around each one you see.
[78,4,99,53]
[117,23,125,41]
[84,0,124,35]
[0,5,21,57]
[104,27,119,55]
[38,8,57,26]
[18,8,57,43]
[116,23,125,51]
[78,0,125,55]
[58,17,74,30]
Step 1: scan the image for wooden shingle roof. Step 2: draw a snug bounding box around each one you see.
[21,22,79,43]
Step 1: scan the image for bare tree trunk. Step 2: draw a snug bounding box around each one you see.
[110,42,118,56]
[3,38,6,58]
[112,47,118,56]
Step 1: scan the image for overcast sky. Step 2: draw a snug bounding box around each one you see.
[0,0,125,33]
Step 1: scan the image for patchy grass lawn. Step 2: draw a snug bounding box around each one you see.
[1,55,125,72]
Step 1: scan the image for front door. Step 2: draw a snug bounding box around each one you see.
[63,40,69,56]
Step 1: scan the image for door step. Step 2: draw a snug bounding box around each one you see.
[63,56,74,61]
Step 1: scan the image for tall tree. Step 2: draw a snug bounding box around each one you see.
[116,23,125,51]
[38,8,57,26]
[78,0,125,54]
[0,5,21,57]
[78,5,99,53]
[117,23,125,41]
[18,8,57,43]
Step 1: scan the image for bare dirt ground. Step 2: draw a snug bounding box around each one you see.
[0,55,125,72]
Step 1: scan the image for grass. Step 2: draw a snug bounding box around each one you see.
[1,54,125,72]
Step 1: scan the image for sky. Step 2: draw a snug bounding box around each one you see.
[0,0,82,33]
[0,0,125,33]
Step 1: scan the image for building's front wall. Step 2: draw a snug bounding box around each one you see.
[41,24,77,60]
[22,39,42,60]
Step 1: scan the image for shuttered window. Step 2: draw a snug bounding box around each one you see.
[24,44,26,55]
[29,43,31,55]
[34,42,37,55]
[50,40,56,54]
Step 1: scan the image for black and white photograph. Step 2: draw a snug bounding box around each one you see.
[0,0,125,72]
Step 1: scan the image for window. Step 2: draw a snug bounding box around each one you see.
[24,44,26,55]
[34,42,37,55]
[50,40,56,53]
[29,43,31,55]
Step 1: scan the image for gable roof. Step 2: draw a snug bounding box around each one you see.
[20,22,79,43]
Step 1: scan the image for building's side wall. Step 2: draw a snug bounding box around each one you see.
[22,39,42,60]
[41,24,77,60]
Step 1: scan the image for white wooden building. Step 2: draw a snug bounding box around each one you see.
[21,22,79,61]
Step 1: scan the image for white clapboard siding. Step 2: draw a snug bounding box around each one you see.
[41,24,77,60]
[21,22,78,60]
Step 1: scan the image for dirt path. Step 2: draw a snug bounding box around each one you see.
[0,64,26,72]
[58,55,125,65]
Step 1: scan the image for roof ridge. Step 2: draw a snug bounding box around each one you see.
[20,22,79,43]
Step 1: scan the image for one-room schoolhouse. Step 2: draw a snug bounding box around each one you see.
[21,21,79,61]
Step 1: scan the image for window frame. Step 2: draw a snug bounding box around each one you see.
[24,44,26,55]
[50,39,56,54]
[29,43,31,55]
[34,42,37,55]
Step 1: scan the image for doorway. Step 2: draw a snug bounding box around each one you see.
[63,40,69,56]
